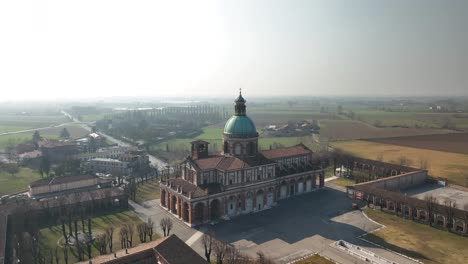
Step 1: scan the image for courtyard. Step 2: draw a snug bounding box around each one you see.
[404,184,468,209]
[133,185,420,264]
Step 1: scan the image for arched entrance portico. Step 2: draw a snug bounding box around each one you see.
[256,190,264,211]
[297,178,304,194]
[171,196,177,214]
[182,202,189,222]
[210,199,222,221]
[267,187,274,207]
[245,192,253,212]
[306,176,312,192]
[227,196,236,216]
[194,203,205,224]
[289,180,295,196]
[280,181,287,199]
[161,189,166,207]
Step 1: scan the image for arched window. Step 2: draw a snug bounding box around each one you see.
[224,141,229,153]
[235,144,241,155]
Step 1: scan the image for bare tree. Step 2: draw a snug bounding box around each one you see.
[202,231,214,262]
[444,199,457,229]
[106,226,114,252]
[256,251,275,264]
[425,195,438,226]
[119,226,129,249]
[126,223,134,247]
[419,158,430,170]
[146,218,154,241]
[137,223,147,243]
[54,247,60,264]
[214,239,228,264]
[95,233,108,255]
[160,217,173,237]
[397,156,413,167]
[63,244,69,264]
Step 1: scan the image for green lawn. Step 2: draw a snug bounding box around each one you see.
[135,179,160,203]
[39,211,151,263]
[294,254,334,264]
[328,177,355,187]
[363,208,468,264]
[0,167,42,195]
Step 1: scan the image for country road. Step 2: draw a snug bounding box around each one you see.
[60,110,168,169]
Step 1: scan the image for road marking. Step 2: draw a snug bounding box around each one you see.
[185,230,204,246]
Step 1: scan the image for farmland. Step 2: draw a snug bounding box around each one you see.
[367,133,468,155]
[331,140,468,186]
[0,125,89,150]
[318,120,453,141]
[354,110,468,130]
[0,113,70,130]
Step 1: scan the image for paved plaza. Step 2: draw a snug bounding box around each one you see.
[131,185,419,264]
[405,184,468,208]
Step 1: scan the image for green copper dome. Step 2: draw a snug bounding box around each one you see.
[223,115,258,138]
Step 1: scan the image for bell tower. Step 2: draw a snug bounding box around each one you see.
[191,140,209,160]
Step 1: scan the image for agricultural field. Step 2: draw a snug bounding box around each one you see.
[0,167,42,196]
[0,125,89,150]
[319,120,455,141]
[354,110,468,130]
[367,133,468,155]
[0,113,70,131]
[331,140,468,186]
[38,210,149,263]
[363,208,468,264]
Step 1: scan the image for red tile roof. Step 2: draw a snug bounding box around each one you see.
[192,154,274,171]
[261,144,312,160]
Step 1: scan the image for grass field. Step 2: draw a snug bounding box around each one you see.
[0,167,42,195]
[0,114,69,128]
[294,254,334,264]
[135,179,160,203]
[0,125,34,133]
[0,125,89,150]
[363,208,468,264]
[38,210,149,263]
[332,140,468,186]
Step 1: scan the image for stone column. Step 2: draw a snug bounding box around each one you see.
[319,173,325,187]
[167,193,171,212]
[203,202,209,222]
[188,204,193,225]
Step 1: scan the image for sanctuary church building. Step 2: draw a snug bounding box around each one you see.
[160,92,325,226]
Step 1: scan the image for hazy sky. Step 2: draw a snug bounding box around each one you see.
[1,0,467,101]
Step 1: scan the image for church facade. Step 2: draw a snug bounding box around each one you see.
[159,92,325,226]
